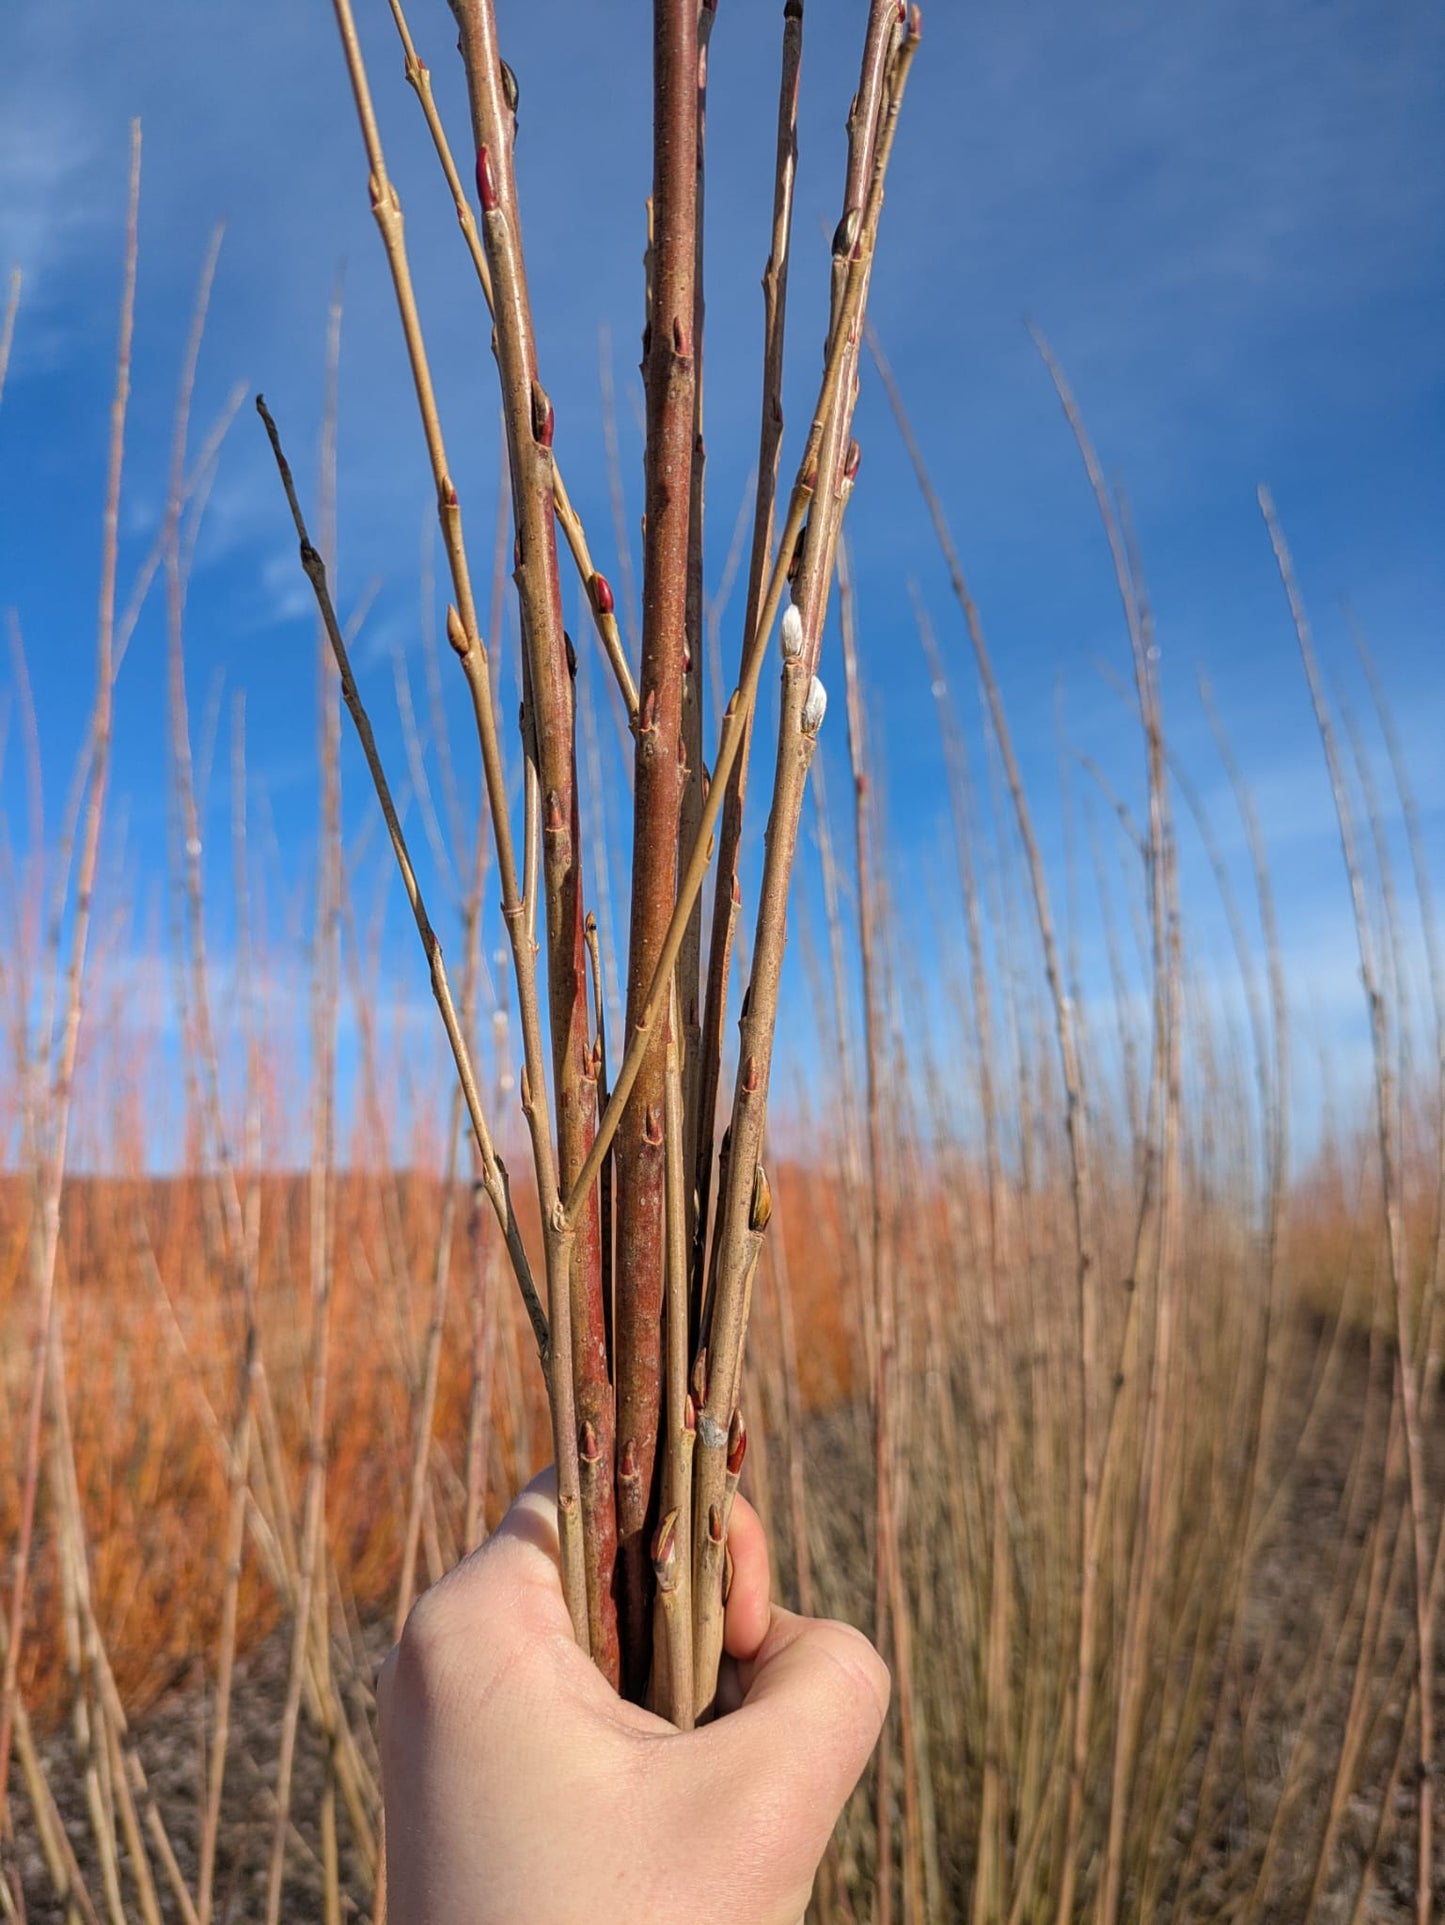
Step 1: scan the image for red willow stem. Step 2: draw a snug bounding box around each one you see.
[677,0,717,1310]
[693,0,804,1324]
[566,5,918,1236]
[449,0,619,1686]
[613,0,703,1697]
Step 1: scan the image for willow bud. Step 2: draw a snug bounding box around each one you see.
[780,602,805,662]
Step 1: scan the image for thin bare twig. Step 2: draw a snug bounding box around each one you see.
[692,13,920,1720]
[254,397,545,1361]
[448,0,618,1679]
[0,267,21,413]
[383,0,638,721]
[693,0,805,1329]
[0,125,140,1829]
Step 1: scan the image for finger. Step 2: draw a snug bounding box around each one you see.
[722,1493,771,1661]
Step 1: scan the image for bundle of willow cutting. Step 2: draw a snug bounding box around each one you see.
[261,0,919,1721]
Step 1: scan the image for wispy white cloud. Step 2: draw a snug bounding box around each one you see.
[256,546,316,628]
[0,97,92,257]
[0,84,102,370]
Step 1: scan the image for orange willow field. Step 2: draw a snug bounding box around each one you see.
[0,1161,863,1719]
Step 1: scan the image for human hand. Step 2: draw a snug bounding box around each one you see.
[377,1471,889,1925]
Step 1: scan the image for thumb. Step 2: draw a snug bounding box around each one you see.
[706,1608,889,1909]
[738,1608,891,1794]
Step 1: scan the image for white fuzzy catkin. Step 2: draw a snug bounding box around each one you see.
[802,675,827,734]
[779,602,805,662]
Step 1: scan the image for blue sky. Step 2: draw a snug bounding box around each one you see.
[2,0,1442,1170]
